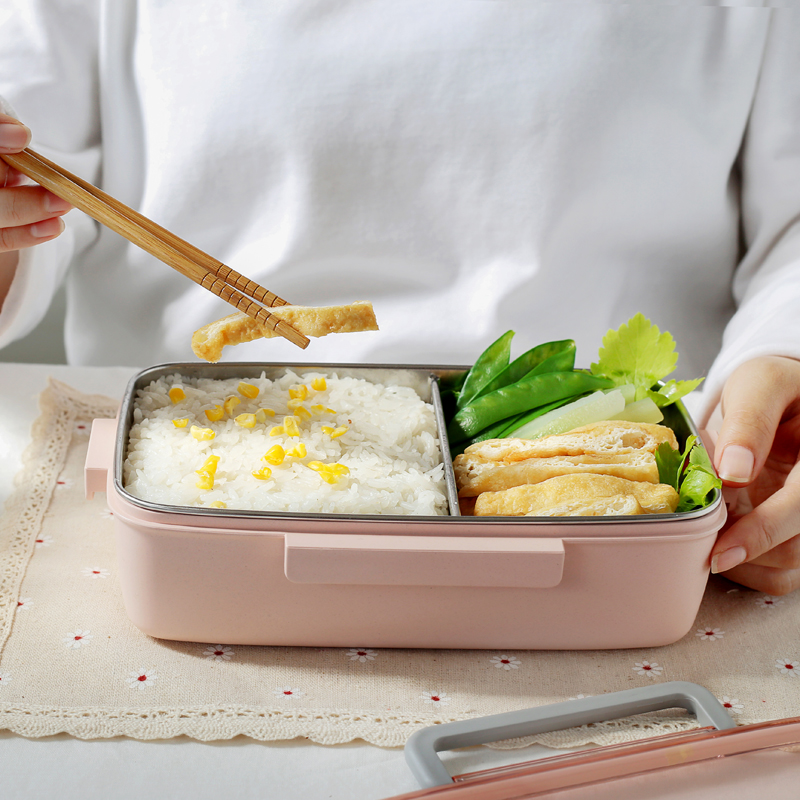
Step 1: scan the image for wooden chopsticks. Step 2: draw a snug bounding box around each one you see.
[1,148,310,349]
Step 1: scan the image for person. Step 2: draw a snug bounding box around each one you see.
[0,2,798,595]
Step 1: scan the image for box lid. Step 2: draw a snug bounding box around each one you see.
[392,683,800,798]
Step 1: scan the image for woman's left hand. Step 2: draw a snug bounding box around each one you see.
[710,356,800,595]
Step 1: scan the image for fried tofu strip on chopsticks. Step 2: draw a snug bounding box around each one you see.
[192,301,379,362]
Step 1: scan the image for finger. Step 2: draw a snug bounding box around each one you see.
[747,533,800,569]
[711,462,800,572]
[0,162,29,188]
[0,217,65,251]
[0,184,72,229]
[717,561,800,596]
[714,358,800,485]
[724,505,800,569]
[0,115,31,153]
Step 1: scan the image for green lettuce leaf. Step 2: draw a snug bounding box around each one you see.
[655,434,721,512]
[655,440,684,489]
[646,378,705,408]
[688,437,716,472]
[590,313,703,404]
[676,467,721,513]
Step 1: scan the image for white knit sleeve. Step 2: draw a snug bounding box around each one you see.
[0,0,101,350]
[698,9,800,424]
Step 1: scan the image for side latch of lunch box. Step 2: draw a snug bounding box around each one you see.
[85,418,118,500]
[284,533,565,589]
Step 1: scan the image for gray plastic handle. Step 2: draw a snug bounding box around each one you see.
[404,681,736,788]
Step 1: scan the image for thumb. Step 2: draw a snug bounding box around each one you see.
[0,114,31,153]
[714,357,793,486]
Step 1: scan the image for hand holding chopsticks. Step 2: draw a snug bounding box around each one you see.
[0,148,309,349]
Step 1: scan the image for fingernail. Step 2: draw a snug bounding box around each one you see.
[0,122,31,151]
[711,546,747,574]
[30,218,64,239]
[717,445,754,483]
[45,193,72,213]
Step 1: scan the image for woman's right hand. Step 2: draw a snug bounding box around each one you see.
[0,114,72,252]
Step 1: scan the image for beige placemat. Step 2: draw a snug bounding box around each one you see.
[0,379,798,747]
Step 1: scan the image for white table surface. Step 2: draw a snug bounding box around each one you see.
[0,361,572,800]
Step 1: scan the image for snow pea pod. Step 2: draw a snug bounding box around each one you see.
[457,330,515,409]
[475,340,575,400]
[447,370,614,443]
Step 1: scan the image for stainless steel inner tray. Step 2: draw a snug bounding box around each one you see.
[113,362,721,527]
[115,362,462,521]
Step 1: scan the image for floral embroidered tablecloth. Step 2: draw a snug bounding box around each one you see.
[0,380,798,747]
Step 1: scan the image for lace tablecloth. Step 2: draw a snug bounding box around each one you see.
[0,380,798,746]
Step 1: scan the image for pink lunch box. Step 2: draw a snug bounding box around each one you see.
[84,362,727,650]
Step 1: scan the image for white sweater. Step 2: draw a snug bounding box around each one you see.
[1,1,799,421]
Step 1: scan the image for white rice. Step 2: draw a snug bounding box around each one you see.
[123,370,448,515]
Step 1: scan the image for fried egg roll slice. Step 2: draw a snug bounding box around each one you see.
[474,473,679,517]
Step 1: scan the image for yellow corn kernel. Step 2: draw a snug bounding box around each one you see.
[196,455,220,477]
[252,466,272,481]
[223,396,241,415]
[310,405,327,414]
[173,418,189,428]
[317,468,342,485]
[195,456,218,490]
[190,425,216,441]
[322,425,348,438]
[168,387,185,404]
[204,405,224,422]
[196,472,218,490]
[307,462,347,484]
[295,406,312,420]
[255,408,276,423]
[311,377,327,392]
[286,442,307,459]
[269,425,284,437]
[235,413,257,428]
[289,385,308,400]
[238,381,259,399]
[262,445,285,465]
[196,475,215,490]
[283,416,301,437]
[208,500,227,509]
[287,398,305,411]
